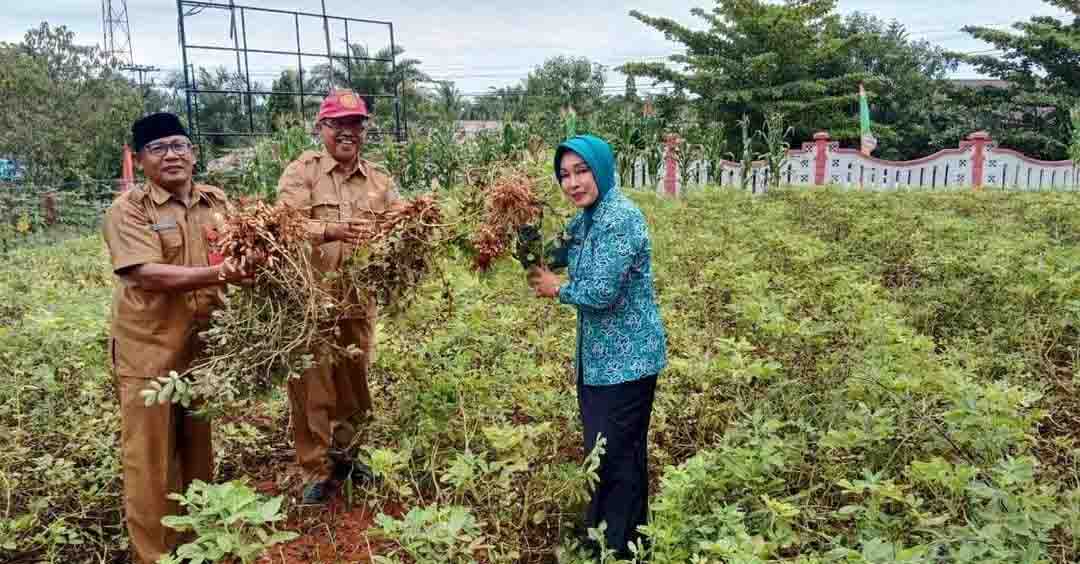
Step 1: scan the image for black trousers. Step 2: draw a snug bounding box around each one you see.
[578,374,658,557]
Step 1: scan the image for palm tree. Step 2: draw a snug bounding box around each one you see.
[312,44,430,130]
[266,69,323,127]
[433,81,463,120]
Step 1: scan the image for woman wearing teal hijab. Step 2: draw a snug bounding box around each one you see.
[530,134,667,556]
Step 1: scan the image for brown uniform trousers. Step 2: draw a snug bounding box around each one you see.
[277,149,399,481]
[103,182,227,564]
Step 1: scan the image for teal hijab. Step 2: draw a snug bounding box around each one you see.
[554,134,616,235]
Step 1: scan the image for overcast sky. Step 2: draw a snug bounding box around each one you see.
[1,1,1069,96]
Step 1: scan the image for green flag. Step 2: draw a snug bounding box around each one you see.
[859,83,876,155]
[563,107,578,138]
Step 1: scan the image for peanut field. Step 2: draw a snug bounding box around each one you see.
[2,186,1080,564]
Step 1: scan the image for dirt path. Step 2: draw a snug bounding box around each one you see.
[248,459,406,564]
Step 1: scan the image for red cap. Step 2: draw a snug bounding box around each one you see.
[317,89,370,120]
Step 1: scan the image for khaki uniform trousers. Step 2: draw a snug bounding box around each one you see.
[289,314,374,482]
[116,376,213,564]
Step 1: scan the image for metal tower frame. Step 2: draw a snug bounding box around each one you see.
[176,0,407,143]
[101,0,135,66]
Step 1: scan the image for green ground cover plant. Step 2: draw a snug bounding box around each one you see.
[2,185,1078,563]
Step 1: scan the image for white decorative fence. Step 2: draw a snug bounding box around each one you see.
[627,131,1079,196]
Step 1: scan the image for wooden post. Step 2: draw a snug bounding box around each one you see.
[41,192,57,225]
[813,131,829,186]
[968,131,990,191]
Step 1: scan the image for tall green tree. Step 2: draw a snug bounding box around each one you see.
[265,69,322,127]
[461,92,505,121]
[952,0,1079,159]
[620,0,872,148]
[837,13,962,159]
[140,72,186,116]
[624,74,639,103]
[488,85,528,121]
[524,55,606,118]
[182,66,258,149]
[0,23,142,184]
[433,81,464,120]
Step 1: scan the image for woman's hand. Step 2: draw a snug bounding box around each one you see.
[528,266,561,299]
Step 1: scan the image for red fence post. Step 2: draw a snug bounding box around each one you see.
[121,144,135,192]
[813,131,829,186]
[968,131,990,191]
[663,133,680,197]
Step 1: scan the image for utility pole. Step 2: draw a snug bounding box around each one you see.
[121,64,160,89]
[103,1,159,111]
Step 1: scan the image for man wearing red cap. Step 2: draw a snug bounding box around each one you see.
[277,89,399,504]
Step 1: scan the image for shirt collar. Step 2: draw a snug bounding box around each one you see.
[320,150,367,178]
[146,181,209,207]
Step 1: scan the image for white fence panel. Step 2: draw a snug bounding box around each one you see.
[621,131,1077,195]
[984,147,1077,192]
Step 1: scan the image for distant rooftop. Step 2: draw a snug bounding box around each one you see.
[948,79,1011,89]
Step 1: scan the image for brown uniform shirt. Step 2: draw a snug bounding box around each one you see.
[103,182,228,379]
[276,149,400,275]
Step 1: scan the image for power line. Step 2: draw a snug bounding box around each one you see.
[121,64,161,88]
[145,32,1006,84]
[138,39,1011,98]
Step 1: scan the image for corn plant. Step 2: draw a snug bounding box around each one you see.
[694,120,728,186]
[670,134,702,191]
[756,112,792,190]
[609,114,644,188]
[378,136,435,194]
[640,116,666,188]
[230,115,317,200]
[467,130,502,169]
[500,121,527,160]
[729,114,755,191]
[1069,105,1080,173]
[428,121,464,191]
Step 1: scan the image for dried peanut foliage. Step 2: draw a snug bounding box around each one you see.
[149,196,448,414]
[146,201,340,413]
[342,194,445,314]
[470,171,543,271]
[213,199,308,268]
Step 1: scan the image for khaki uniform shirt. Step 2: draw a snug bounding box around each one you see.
[276,150,400,275]
[103,182,228,379]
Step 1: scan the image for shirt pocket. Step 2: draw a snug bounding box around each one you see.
[157,226,184,262]
[356,180,388,213]
[311,194,341,221]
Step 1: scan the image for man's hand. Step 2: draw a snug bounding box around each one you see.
[528,266,561,299]
[325,223,365,245]
[219,256,256,284]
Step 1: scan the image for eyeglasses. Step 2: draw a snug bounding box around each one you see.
[144,141,195,157]
[321,117,368,131]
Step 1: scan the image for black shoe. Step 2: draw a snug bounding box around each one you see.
[300,479,335,505]
[332,457,377,485]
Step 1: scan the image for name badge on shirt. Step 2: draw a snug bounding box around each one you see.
[150,220,178,232]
